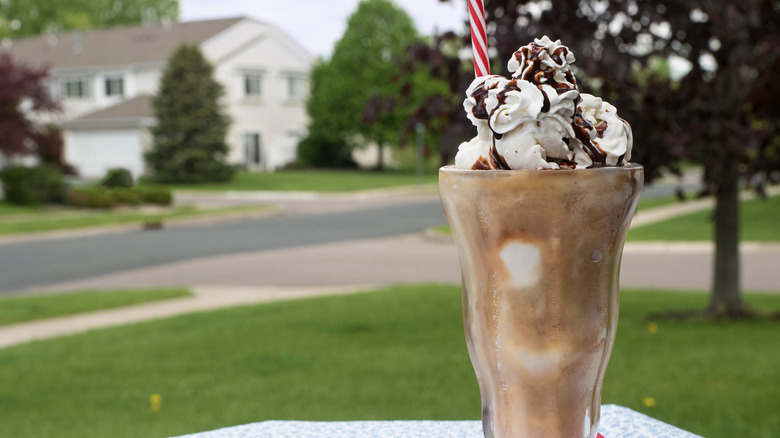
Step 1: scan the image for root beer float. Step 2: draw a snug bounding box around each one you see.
[439,37,643,438]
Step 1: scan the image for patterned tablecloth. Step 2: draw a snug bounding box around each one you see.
[174,405,703,438]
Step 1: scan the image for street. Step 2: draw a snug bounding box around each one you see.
[0,198,444,294]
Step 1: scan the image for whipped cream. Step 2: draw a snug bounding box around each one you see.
[455,36,632,170]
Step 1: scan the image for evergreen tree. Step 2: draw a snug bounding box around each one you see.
[146,43,234,183]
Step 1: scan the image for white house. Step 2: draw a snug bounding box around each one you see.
[1,17,313,179]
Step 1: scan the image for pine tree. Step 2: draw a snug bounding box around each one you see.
[146,43,234,183]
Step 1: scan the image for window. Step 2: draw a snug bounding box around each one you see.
[104,75,124,97]
[46,79,61,100]
[243,132,261,165]
[287,76,308,100]
[63,77,90,98]
[244,74,262,97]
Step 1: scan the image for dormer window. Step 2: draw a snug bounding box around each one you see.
[63,77,90,99]
[105,75,124,97]
[244,73,262,97]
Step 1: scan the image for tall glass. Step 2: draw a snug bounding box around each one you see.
[439,164,643,438]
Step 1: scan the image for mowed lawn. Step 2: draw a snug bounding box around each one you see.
[0,285,777,438]
[628,193,780,241]
[156,169,438,192]
[0,203,270,236]
[0,288,192,326]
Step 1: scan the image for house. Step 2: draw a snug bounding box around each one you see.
[1,17,313,179]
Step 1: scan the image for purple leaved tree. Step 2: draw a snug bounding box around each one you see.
[404,0,779,317]
[0,54,62,164]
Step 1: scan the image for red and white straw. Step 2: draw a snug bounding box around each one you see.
[469,0,490,77]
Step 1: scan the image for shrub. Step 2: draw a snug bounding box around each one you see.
[66,186,116,209]
[1,165,65,205]
[296,134,356,168]
[139,186,173,206]
[110,187,142,206]
[100,168,134,188]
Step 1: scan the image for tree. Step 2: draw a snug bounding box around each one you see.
[145,43,234,183]
[411,0,779,317]
[300,0,420,169]
[0,53,61,161]
[297,60,357,168]
[0,0,179,38]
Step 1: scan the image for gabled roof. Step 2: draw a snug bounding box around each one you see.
[63,95,154,129]
[1,17,246,70]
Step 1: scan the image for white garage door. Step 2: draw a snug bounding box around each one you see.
[65,129,145,180]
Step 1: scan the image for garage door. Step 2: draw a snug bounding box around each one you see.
[65,129,145,180]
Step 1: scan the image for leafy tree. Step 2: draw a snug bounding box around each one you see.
[0,53,61,161]
[297,60,357,168]
[301,0,420,169]
[411,0,779,317]
[0,0,179,38]
[145,43,234,183]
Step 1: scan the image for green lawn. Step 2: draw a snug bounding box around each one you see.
[0,200,43,215]
[0,288,192,327]
[152,169,438,192]
[0,204,270,236]
[628,193,780,241]
[0,285,776,437]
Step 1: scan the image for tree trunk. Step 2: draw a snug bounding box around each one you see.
[376,142,385,171]
[707,152,745,316]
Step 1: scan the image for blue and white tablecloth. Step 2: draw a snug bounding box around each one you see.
[173,405,703,438]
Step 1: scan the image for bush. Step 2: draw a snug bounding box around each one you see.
[110,187,142,206]
[1,165,65,205]
[139,186,173,206]
[296,134,356,168]
[66,186,116,209]
[100,168,134,188]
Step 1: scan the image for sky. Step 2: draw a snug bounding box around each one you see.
[179,0,467,57]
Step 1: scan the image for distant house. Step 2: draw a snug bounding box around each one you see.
[1,17,313,179]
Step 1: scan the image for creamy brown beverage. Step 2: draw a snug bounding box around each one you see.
[440,166,641,437]
[440,37,643,438]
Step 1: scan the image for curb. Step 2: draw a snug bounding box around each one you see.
[0,207,277,246]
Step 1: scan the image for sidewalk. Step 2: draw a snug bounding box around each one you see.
[0,285,374,350]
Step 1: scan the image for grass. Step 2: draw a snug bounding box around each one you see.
[151,168,439,192]
[0,204,270,236]
[0,288,193,326]
[0,200,43,215]
[0,285,776,437]
[628,193,780,241]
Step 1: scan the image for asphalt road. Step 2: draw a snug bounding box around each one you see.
[0,198,445,294]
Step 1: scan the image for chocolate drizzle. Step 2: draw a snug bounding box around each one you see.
[470,84,491,120]
[472,156,491,170]
[496,79,521,106]
[540,90,551,113]
[595,121,608,138]
[572,111,607,167]
[489,137,511,170]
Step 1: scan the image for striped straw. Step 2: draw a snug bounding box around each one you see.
[469,0,490,77]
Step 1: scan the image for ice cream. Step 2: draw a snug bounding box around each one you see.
[455,36,633,170]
